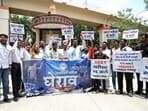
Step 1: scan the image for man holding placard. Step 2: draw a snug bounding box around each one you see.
[116,39,133,97]
[137,34,148,98]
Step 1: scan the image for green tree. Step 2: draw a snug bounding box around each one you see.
[10,14,32,36]
[10,14,35,45]
[112,8,148,45]
[112,8,148,34]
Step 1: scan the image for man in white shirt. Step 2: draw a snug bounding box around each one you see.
[102,42,111,90]
[39,41,49,59]
[49,40,60,59]
[111,40,120,92]
[68,39,82,60]
[59,40,70,59]
[0,34,11,102]
[117,39,133,97]
[9,39,26,101]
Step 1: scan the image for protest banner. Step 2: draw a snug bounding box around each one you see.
[102,29,118,40]
[61,25,74,36]
[91,59,110,79]
[23,59,91,96]
[112,51,142,72]
[10,23,25,34]
[122,29,139,40]
[140,58,148,82]
[81,31,94,40]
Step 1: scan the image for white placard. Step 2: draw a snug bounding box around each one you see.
[10,23,25,34]
[140,58,148,82]
[112,51,142,72]
[9,34,18,43]
[122,29,139,40]
[91,59,110,79]
[102,29,118,40]
[61,25,74,36]
[81,31,94,40]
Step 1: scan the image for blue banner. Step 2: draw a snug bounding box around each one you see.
[23,59,91,96]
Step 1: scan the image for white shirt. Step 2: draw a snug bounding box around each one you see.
[49,49,60,59]
[103,48,111,59]
[120,46,132,51]
[9,47,25,64]
[0,43,10,68]
[40,48,49,59]
[59,49,70,59]
[111,47,120,64]
[68,45,82,60]
[112,47,120,54]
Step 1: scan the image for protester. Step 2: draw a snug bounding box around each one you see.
[80,46,89,59]
[0,34,11,102]
[102,42,111,59]
[31,43,43,59]
[9,39,28,101]
[59,40,70,59]
[93,46,109,93]
[117,39,133,97]
[49,40,60,59]
[111,40,120,93]
[136,34,148,98]
[39,41,49,59]
[69,39,82,60]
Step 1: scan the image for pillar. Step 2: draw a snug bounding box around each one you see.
[35,29,40,45]
[0,6,9,35]
[97,24,111,43]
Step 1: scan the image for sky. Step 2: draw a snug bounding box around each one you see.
[54,0,148,23]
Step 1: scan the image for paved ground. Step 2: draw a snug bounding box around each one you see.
[0,75,148,111]
[0,92,148,111]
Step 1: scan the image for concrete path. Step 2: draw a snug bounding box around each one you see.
[0,92,148,111]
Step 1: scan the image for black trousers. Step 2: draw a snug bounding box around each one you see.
[117,72,133,93]
[11,63,22,97]
[146,82,148,95]
[93,79,106,91]
[136,73,143,93]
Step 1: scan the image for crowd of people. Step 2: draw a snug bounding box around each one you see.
[0,33,148,103]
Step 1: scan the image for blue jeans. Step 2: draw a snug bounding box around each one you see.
[0,68,9,99]
[111,64,116,90]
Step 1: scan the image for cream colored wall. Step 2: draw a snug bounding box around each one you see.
[2,0,115,43]
[0,7,9,35]
[55,3,112,26]
[4,0,113,26]
[6,0,50,14]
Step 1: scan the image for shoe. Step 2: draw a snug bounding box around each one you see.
[13,97,18,102]
[135,91,142,95]
[19,91,26,97]
[112,89,116,94]
[127,92,133,97]
[145,94,148,99]
[103,90,108,94]
[116,91,123,95]
[3,98,10,103]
